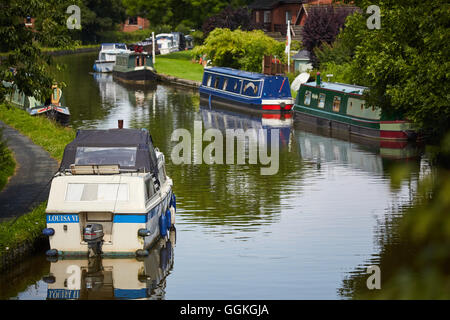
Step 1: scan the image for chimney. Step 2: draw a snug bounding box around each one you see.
[316,72,321,86]
[118,120,123,129]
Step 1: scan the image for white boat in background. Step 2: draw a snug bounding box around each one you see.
[93,43,129,73]
[155,34,178,55]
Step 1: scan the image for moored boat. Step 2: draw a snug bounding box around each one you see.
[43,123,176,258]
[3,81,70,124]
[93,43,128,73]
[155,33,178,55]
[112,50,157,84]
[199,67,294,113]
[293,73,418,141]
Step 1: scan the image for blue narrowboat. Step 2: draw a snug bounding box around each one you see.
[199,67,294,113]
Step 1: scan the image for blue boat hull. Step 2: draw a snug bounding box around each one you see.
[199,90,292,114]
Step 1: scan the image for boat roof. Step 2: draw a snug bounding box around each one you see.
[304,81,367,95]
[156,33,173,38]
[59,128,159,174]
[101,43,126,46]
[205,67,281,81]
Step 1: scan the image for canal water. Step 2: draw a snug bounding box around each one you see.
[0,52,428,299]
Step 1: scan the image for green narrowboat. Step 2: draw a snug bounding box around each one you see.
[293,73,418,141]
[112,50,157,84]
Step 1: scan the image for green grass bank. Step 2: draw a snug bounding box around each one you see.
[155,51,204,83]
[0,104,76,264]
[0,128,16,192]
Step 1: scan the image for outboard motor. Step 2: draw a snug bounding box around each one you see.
[83,224,104,257]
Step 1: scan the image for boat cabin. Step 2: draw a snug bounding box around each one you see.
[201,67,292,99]
[114,51,154,71]
[294,74,417,141]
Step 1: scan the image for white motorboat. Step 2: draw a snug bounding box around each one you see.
[93,43,129,73]
[155,34,178,55]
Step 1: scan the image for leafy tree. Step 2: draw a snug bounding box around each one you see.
[202,5,259,37]
[193,28,285,72]
[78,0,127,43]
[301,5,356,66]
[0,0,77,103]
[336,0,449,138]
[122,0,252,30]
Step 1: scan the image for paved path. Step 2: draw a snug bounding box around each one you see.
[0,121,58,222]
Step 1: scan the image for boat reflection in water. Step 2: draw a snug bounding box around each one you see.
[44,230,175,300]
[294,120,422,174]
[91,73,157,128]
[200,104,293,148]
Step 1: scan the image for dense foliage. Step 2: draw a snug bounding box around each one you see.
[315,0,449,139]
[122,0,253,31]
[202,5,259,37]
[301,5,356,66]
[193,28,285,73]
[77,0,127,43]
[0,0,77,103]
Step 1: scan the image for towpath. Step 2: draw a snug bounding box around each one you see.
[0,121,58,222]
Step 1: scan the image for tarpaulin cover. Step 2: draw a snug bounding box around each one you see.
[59,129,159,174]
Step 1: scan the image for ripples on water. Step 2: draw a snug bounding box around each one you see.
[0,52,427,299]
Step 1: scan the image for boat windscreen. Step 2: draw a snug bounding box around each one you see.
[115,44,127,50]
[74,147,137,167]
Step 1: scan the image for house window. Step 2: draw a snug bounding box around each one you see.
[25,16,32,25]
[304,91,311,105]
[255,11,260,23]
[318,93,326,108]
[264,11,271,23]
[333,96,341,112]
[128,17,138,25]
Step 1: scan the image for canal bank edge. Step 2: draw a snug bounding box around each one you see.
[0,104,76,270]
[0,45,100,60]
[156,73,201,88]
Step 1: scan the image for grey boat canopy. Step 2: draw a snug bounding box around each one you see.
[60,128,159,174]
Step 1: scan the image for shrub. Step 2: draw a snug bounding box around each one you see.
[193,28,285,72]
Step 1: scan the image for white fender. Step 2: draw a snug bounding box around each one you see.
[170,206,176,225]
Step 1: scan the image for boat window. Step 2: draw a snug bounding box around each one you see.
[243,80,259,96]
[145,179,155,200]
[206,74,212,87]
[214,77,220,89]
[361,103,364,110]
[318,93,326,108]
[158,165,166,185]
[222,79,228,91]
[333,96,341,112]
[65,183,129,201]
[304,91,311,105]
[74,147,137,167]
[233,80,238,92]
